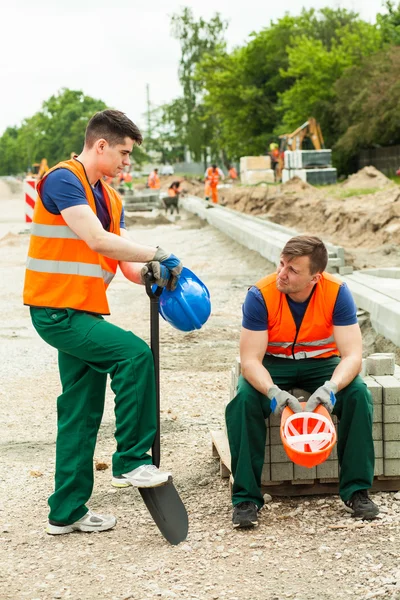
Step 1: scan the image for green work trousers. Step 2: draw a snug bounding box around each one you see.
[225,356,374,508]
[30,307,156,524]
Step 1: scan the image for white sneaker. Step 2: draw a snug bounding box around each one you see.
[46,509,116,535]
[112,464,172,488]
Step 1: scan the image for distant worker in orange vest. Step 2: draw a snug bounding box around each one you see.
[228,165,238,181]
[163,181,181,215]
[23,109,183,535]
[204,164,224,204]
[148,168,160,190]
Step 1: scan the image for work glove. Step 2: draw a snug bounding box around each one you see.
[267,385,303,416]
[140,262,171,288]
[153,247,183,290]
[304,381,338,413]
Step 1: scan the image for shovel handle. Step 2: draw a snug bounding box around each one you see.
[144,273,162,467]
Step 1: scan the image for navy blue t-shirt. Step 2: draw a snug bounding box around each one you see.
[41,168,125,230]
[242,282,358,331]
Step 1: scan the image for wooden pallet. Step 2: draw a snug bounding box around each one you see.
[211,430,400,496]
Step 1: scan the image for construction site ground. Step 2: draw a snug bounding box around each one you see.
[1,173,400,600]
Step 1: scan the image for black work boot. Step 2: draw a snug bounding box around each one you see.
[344,490,380,520]
[232,502,259,528]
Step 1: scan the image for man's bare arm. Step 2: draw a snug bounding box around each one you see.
[330,323,363,391]
[61,205,156,262]
[240,327,274,396]
[118,229,145,284]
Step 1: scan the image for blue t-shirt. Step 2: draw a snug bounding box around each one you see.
[41,168,125,230]
[242,282,358,331]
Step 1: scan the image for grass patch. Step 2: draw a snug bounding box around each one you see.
[330,187,382,199]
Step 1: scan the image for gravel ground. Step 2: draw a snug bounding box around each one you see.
[1,191,400,600]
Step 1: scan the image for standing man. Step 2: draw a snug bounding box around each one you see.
[204,164,224,204]
[226,236,379,528]
[23,110,183,535]
[148,168,160,189]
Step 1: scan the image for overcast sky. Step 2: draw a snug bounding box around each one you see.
[0,0,388,138]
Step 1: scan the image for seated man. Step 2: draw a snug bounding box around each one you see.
[226,235,379,528]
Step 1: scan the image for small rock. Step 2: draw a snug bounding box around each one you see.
[263,494,272,504]
[393,491,400,501]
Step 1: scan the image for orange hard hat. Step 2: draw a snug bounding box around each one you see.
[280,402,336,468]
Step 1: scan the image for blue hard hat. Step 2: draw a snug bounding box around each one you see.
[158,267,211,332]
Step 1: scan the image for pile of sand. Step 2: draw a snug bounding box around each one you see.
[342,166,393,189]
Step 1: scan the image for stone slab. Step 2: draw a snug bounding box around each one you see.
[316,460,339,479]
[367,353,395,376]
[271,462,293,481]
[384,441,400,459]
[383,423,400,441]
[384,459,400,477]
[373,376,400,404]
[383,405,400,424]
[240,156,271,171]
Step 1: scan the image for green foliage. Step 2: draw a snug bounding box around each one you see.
[0,88,107,175]
[278,19,383,147]
[377,1,400,44]
[159,7,228,162]
[335,46,400,153]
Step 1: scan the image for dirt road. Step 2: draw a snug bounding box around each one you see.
[1,183,400,600]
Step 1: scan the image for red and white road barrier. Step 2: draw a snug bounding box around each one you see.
[24,177,36,223]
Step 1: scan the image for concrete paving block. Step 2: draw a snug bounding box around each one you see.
[384,441,400,459]
[383,405,400,424]
[373,404,383,422]
[384,459,400,477]
[360,359,367,378]
[269,426,281,445]
[234,357,241,378]
[240,156,271,171]
[374,439,383,458]
[374,458,384,476]
[317,460,339,479]
[269,414,281,427]
[242,170,275,185]
[339,266,354,275]
[367,353,395,376]
[293,464,316,480]
[394,364,400,379]
[271,444,291,463]
[373,376,400,404]
[261,463,271,482]
[373,422,383,440]
[271,462,294,481]
[264,445,271,462]
[383,424,400,441]
[363,377,383,405]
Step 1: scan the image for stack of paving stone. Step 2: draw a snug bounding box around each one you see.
[123,189,161,212]
[240,156,275,185]
[215,352,400,493]
[282,150,337,186]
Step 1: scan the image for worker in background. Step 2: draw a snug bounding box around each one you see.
[148,168,160,189]
[23,109,183,536]
[37,158,49,180]
[226,235,379,528]
[123,170,133,191]
[268,143,281,182]
[204,164,224,204]
[163,181,181,215]
[228,165,238,181]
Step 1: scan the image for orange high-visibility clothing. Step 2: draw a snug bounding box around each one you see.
[255,272,341,360]
[229,167,238,179]
[168,188,177,197]
[148,171,160,189]
[206,167,220,186]
[124,173,132,183]
[23,159,122,315]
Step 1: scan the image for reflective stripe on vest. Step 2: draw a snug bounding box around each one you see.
[268,335,335,348]
[26,257,115,285]
[30,223,80,239]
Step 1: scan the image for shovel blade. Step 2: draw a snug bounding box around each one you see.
[139,482,188,545]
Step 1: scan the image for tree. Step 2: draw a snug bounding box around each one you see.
[278,19,383,147]
[335,46,400,154]
[377,1,400,44]
[161,7,228,163]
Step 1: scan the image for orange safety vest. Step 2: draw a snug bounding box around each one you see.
[255,272,341,360]
[148,172,160,189]
[229,167,238,179]
[206,167,220,186]
[168,187,178,197]
[23,158,122,315]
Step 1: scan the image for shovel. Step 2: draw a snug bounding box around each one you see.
[138,277,189,545]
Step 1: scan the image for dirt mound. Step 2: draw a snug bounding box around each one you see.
[342,166,392,189]
[281,176,316,193]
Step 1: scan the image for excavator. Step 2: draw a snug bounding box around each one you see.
[273,117,325,181]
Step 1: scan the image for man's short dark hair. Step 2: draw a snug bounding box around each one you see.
[85,109,143,148]
[281,235,328,274]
